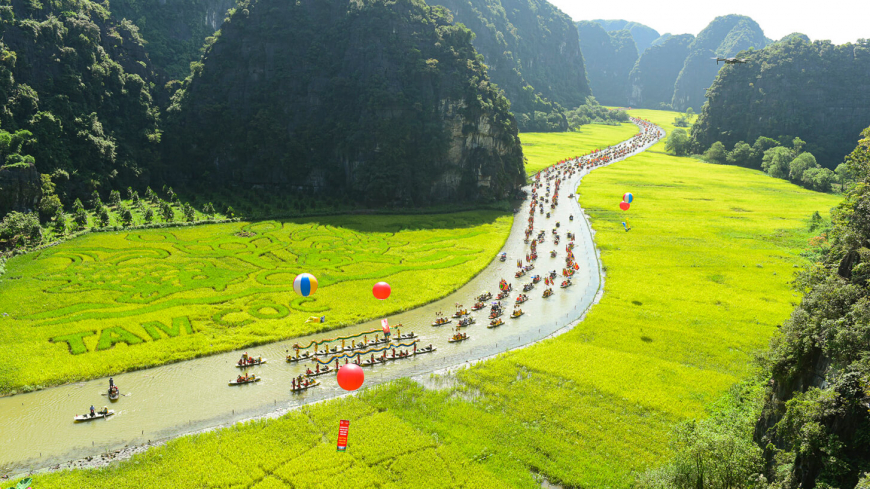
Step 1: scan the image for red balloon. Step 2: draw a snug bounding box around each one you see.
[337,364,365,391]
[373,282,391,300]
[619,202,630,211]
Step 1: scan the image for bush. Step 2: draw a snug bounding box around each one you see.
[0,211,42,246]
[704,141,727,164]
[666,128,691,156]
[726,141,752,167]
[788,152,818,182]
[761,146,794,179]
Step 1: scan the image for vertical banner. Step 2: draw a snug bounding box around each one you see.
[337,419,350,451]
[381,318,390,336]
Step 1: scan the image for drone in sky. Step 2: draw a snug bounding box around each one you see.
[712,57,749,65]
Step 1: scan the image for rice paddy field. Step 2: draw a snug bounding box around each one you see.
[28,110,841,488]
[521,123,639,175]
[0,212,512,394]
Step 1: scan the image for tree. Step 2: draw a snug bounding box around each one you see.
[0,211,43,246]
[666,128,691,156]
[89,190,102,210]
[762,146,793,179]
[202,202,215,217]
[673,114,690,127]
[144,186,157,203]
[131,191,140,206]
[182,203,196,222]
[160,202,175,222]
[789,152,819,182]
[726,141,752,166]
[109,190,122,208]
[73,208,89,228]
[53,208,67,234]
[143,208,154,223]
[750,136,780,169]
[120,207,133,226]
[98,207,111,227]
[126,187,134,200]
[792,137,806,155]
[72,199,84,213]
[226,206,235,218]
[704,141,727,164]
[801,167,835,192]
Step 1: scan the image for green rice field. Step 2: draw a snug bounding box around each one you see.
[30,110,842,488]
[520,123,639,175]
[0,212,512,394]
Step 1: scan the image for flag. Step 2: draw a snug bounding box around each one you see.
[337,420,350,451]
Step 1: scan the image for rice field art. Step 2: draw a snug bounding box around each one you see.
[0,212,512,394]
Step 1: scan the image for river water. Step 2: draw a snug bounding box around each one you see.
[0,121,663,475]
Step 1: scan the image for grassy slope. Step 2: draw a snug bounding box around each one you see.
[521,123,639,175]
[34,111,839,488]
[0,212,511,394]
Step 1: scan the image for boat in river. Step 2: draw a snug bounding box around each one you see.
[511,309,524,318]
[305,366,332,378]
[108,386,120,401]
[75,410,114,422]
[476,292,492,301]
[515,294,528,304]
[291,380,319,393]
[457,317,476,327]
[471,302,486,311]
[228,375,260,386]
[393,332,417,341]
[448,332,469,343]
[452,309,469,318]
[236,357,266,368]
[286,351,312,363]
[560,280,573,289]
[488,318,504,328]
[543,288,553,298]
[432,317,452,326]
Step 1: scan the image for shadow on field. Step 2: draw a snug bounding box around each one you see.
[250,209,513,234]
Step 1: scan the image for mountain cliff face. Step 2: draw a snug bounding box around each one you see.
[164,0,525,205]
[576,21,638,106]
[429,0,590,131]
[671,15,768,111]
[110,0,237,80]
[592,19,660,55]
[627,34,694,109]
[0,0,162,201]
[691,37,870,168]
[0,163,41,216]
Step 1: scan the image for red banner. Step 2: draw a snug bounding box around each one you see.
[336,419,350,451]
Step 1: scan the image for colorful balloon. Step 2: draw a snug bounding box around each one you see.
[373,282,391,300]
[293,273,318,297]
[619,202,630,211]
[337,364,365,391]
[623,192,633,204]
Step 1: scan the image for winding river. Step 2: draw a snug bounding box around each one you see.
[0,120,664,475]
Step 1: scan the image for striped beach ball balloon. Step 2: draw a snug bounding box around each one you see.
[623,192,633,204]
[293,273,318,297]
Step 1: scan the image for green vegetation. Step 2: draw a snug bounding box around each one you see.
[430,0,590,132]
[34,109,840,488]
[564,97,631,129]
[0,211,511,394]
[577,21,638,106]
[164,0,524,206]
[692,36,870,168]
[628,34,694,109]
[519,122,639,175]
[592,19,661,54]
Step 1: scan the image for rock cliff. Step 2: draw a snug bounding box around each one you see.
[627,34,694,109]
[163,0,525,205]
[0,163,41,216]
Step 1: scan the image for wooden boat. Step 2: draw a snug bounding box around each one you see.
[413,346,437,355]
[228,375,260,385]
[499,253,507,262]
[393,332,418,341]
[476,292,492,301]
[75,410,114,422]
[561,280,573,289]
[286,351,312,363]
[457,318,476,327]
[236,358,266,368]
[496,291,510,300]
[550,251,557,258]
[471,302,486,311]
[489,310,502,319]
[431,318,452,327]
[488,319,504,328]
[543,289,553,298]
[522,283,534,292]
[515,270,525,278]
[515,294,528,304]
[291,380,320,393]
[511,310,524,318]
[448,334,469,343]
[361,357,385,367]
[305,366,332,378]
[532,275,541,284]
[108,387,120,401]
[452,309,469,318]
[365,338,390,347]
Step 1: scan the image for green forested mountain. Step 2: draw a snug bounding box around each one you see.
[671,14,768,111]
[691,37,870,169]
[0,0,162,207]
[576,21,638,106]
[109,0,236,80]
[428,0,590,131]
[163,0,525,206]
[592,19,660,54]
[627,33,694,109]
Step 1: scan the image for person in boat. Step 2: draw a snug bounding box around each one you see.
[109,377,114,389]
[292,378,296,389]
[306,367,313,375]
[101,406,109,415]
[316,364,321,373]
[90,405,95,417]
[304,379,309,387]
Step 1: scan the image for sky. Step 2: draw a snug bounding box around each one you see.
[547,0,865,45]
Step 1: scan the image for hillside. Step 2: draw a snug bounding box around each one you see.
[691,37,870,169]
[429,0,590,131]
[592,19,660,54]
[576,21,638,106]
[0,0,162,209]
[162,0,525,206]
[671,14,768,111]
[628,34,694,109]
